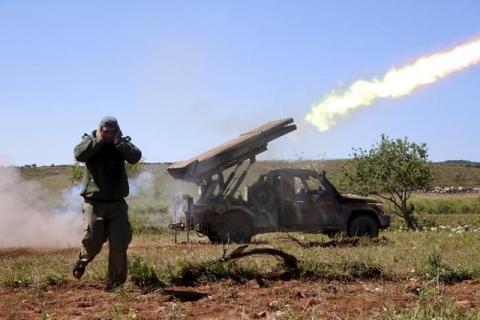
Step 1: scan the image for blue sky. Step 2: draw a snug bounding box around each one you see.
[0,1,479,165]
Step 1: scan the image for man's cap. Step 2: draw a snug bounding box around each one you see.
[99,116,119,130]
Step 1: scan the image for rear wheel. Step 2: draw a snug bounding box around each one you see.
[347,215,379,237]
[216,211,253,244]
[207,234,221,244]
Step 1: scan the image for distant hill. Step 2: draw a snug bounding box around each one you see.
[442,160,480,167]
[18,160,480,194]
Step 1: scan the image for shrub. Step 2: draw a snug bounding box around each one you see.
[424,250,472,284]
[44,273,66,286]
[128,255,164,288]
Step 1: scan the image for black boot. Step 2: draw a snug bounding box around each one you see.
[72,259,88,279]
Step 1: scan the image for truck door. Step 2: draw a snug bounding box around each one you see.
[277,175,301,228]
[295,175,342,228]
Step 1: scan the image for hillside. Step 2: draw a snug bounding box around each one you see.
[19,160,480,193]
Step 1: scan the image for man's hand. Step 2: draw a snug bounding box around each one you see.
[96,128,103,140]
[114,128,123,143]
[96,125,118,144]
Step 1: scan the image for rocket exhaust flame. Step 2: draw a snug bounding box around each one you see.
[306,38,480,131]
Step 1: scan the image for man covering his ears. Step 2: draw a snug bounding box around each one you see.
[72,116,142,289]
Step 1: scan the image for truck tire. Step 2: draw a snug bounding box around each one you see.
[207,234,221,244]
[217,211,253,244]
[347,215,379,238]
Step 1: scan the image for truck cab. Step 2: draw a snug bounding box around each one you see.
[247,169,390,237]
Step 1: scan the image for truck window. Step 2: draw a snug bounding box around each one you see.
[294,177,304,191]
[279,176,295,199]
[304,175,324,192]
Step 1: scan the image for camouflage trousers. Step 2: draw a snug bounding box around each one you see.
[78,199,132,284]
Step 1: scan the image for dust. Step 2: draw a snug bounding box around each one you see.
[0,161,82,248]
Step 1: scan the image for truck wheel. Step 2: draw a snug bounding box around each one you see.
[347,215,379,238]
[217,212,253,244]
[207,233,221,244]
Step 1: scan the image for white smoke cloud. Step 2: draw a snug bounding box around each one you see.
[129,171,156,197]
[0,166,83,248]
[57,182,83,215]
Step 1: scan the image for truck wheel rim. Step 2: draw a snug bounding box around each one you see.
[356,225,372,236]
[228,229,245,242]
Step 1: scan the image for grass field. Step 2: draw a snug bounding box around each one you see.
[1,229,480,319]
[2,162,480,319]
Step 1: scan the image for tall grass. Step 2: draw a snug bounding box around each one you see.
[413,197,480,215]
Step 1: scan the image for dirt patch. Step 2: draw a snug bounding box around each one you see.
[0,247,76,258]
[1,279,479,319]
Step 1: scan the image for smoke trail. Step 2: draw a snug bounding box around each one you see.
[0,164,82,248]
[306,38,480,131]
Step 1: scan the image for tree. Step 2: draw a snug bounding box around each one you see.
[70,158,145,183]
[341,134,433,230]
[71,162,84,183]
[125,158,145,177]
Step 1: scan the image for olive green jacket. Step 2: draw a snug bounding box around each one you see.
[74,132,142,201]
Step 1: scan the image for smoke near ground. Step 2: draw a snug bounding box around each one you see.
[129,171,156,197]
[0,164,82,248]
[127,168,195,224]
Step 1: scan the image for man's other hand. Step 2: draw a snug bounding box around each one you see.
[96,128,103,140]
[114,128,123,143]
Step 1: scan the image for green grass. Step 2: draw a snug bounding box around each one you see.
[0,249,76,287]
[128,254,164,288]
[2,229,480,288]
[3,229,480,319]
[412,197,480,215]
[3,212,480,318]
[381,290,480,320]
[129,212,171,235]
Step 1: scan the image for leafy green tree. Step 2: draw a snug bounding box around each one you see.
[341,134,433,230]
[71,162,84,183]
[126,158,145,177]
[70,158,145,183]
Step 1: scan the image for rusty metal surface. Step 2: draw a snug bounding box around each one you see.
[167,118,296,182]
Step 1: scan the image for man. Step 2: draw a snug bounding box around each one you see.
[72,116,142,289]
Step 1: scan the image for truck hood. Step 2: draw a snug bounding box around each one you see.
[340,193,382,204]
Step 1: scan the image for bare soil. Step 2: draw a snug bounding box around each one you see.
[1,279,479,319]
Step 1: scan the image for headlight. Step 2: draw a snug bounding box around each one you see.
[368,202,384,211]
